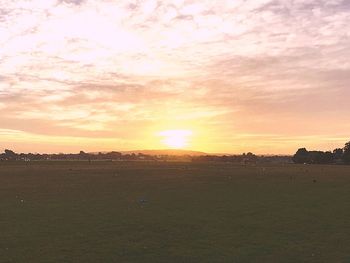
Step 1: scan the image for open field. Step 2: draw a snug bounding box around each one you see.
[1,161,350,263]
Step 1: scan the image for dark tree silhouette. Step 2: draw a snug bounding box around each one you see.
[333,148,344,160]
[324,151,334,163]
[292,148,309,164]
[4,149,17,160]
[4,149,16,155]
[343,141,350,164]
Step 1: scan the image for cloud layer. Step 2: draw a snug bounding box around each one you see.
[1,0,350,153]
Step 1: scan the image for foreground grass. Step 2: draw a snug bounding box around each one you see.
[1,161,350,262]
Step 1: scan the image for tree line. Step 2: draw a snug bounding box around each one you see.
[0,149,292,164]
[0,150,155,161]
[293,141,350,164]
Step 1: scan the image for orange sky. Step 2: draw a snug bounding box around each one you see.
[0,0,349,154]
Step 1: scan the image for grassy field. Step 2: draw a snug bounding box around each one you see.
[1,161,350,262]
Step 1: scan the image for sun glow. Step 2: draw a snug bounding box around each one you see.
[158,130,193,149]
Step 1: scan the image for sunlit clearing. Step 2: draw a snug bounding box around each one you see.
[158,130,193,149]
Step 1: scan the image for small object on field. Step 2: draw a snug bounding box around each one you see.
[139,198,148,204]
[313,179,317,183]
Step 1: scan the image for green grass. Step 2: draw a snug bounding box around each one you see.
[1,161,350,262]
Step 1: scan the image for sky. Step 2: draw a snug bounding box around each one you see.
[0,0,349,154]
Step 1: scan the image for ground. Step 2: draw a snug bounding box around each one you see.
[1,161,350,263]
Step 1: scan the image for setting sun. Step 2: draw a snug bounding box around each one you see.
[158,130,193,149]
